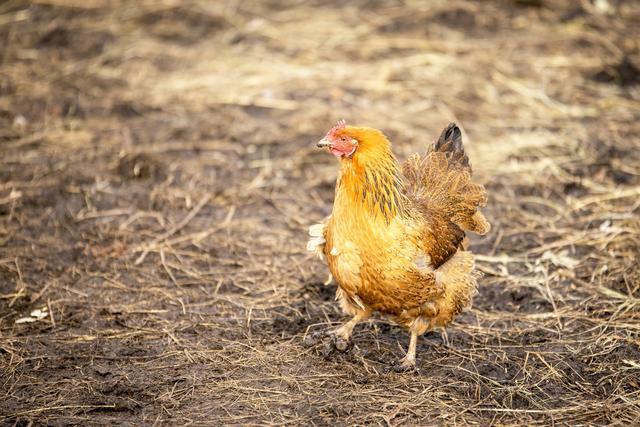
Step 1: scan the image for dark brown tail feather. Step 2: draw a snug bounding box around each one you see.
[433,123,470,171]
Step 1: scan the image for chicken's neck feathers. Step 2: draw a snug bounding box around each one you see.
[334,151,406,226]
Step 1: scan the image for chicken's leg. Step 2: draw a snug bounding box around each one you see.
[396,318,431,371]
[303,310,370,352]
[333,310,370,342]
[398,330,418,369]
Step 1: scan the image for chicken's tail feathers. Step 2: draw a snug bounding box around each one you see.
[455,211,491,235]
[435,122,462,151]
[432,123,470,171]
[402,123,490,237]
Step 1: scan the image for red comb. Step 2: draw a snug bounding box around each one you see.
[327,119,346,138]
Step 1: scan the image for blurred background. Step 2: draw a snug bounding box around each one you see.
[1,0,639,425]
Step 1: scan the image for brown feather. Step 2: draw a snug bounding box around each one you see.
[402,123,489,267]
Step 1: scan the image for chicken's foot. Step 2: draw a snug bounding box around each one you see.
[394,329,418,371]
[327,310,370,352]
[303,310,370,354]
[332,310,369,342]
[394,318,432,372]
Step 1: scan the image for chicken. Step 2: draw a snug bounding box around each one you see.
[307,120,490,369]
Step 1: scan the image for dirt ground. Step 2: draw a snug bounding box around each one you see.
[1,0,639,425]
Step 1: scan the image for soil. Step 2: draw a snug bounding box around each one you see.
[1,0,639,425]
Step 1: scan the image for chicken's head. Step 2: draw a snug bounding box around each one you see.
[317,120,358,158]
[317,120,391,162]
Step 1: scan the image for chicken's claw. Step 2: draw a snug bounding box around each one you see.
[322,333,351,356]
[303,330,352,355]
[302,333,318,347]
[392,358,419,373]
[321,338,336,357]
[302,330,325,347]
[334,336,349,352]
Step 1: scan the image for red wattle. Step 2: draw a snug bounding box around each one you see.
[330,145,356,158]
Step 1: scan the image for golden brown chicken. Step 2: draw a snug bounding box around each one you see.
[307,121,490,369]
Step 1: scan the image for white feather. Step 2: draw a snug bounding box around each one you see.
[414,254,434,273]
[308,223,325,237]
[306,235,325,252]
[307,222,327,259]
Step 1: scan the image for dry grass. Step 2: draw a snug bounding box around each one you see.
[1,0,639,425]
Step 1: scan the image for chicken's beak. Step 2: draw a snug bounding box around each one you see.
[316,137,331,149]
